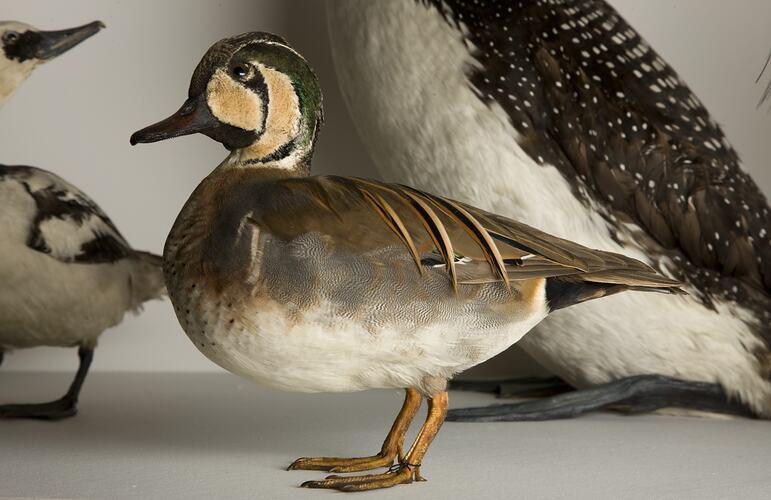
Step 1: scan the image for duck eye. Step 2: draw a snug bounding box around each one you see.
[232,65,249,79]
[3,31,19,43]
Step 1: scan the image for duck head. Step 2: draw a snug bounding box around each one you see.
[0,20,104,106]
[131,32,323,171]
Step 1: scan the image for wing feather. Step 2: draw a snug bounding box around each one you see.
[265,176,681,293]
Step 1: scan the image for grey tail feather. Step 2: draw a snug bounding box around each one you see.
[128,250,167,312]
[446,375,758,422]
[134,250,163,268]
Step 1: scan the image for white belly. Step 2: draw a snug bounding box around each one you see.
[176,292,548,395]
[327,0,771,414]
[0,242,135,350]
[0,171,139,350]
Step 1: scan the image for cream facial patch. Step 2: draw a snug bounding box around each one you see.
[242,64,302,161]
[206,69,264,131]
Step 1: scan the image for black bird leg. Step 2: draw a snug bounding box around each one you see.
[0,346,93,420]
[449,376,573,398]
[447,375,758,422]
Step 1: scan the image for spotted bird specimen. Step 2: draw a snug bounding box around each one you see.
[327,0,771,420]
[130,31,681,491]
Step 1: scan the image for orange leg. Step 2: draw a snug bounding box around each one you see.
[288,388,422,473]
[299,391,449,492]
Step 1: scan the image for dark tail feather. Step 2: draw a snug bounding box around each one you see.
[545,276,683,311]
[447,375,758,422]
[449,376,573,398]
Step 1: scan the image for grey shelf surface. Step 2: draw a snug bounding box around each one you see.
[0,372,769,500]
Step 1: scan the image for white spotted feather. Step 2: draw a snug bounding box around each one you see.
[326,0,771,416]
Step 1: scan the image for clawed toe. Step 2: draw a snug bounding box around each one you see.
[0,397,77,420]
[300,464,417,491]
[0,347,92,422]
[290,389,445,492]
[288,453,395,473]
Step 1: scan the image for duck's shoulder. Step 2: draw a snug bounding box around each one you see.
[213,173,369,233]
[0,164,133,264]
[189,172,374,292]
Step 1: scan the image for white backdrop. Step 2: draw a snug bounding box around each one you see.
[1,0,770,373]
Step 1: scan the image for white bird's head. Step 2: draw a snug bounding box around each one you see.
[0,20,104,106]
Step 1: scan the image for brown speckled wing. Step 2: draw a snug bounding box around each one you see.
[254,175,681,292]
[423,0,771,297]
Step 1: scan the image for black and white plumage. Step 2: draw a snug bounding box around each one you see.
[327,0,771,419]
[0,20,104,106]
[0,165,165,419]
[0,18,159,419]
